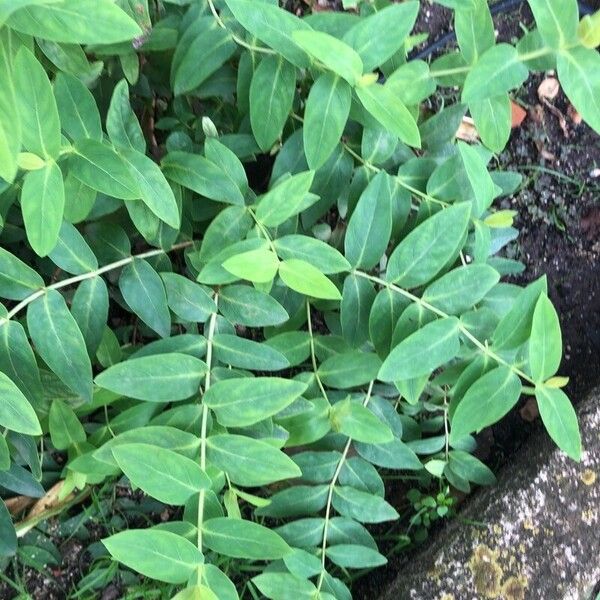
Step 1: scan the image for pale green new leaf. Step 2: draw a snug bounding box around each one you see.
[250,55,296,151]
[27,289,93,402]
[528,0,578,49]
[279,259,340,300]
[113,443,210,505]
[222,249,280,284]
[0,372,42,435]
[469,94,511,153]
[455,0,494,64]
[21,161,64,257]
[303,73,351,170]
[95,354,207,402]
[204,377,307,427]
[49,399,85,449]
[529,293,562,382]
[102,529,202,584]
[535,386,581,461]
[379,317,460,381]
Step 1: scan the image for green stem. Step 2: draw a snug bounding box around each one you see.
[306,299,329,403]
[247,207,278,254]
[0,241,194,328]
[197,300,219,566]
[317,380,375,591]
[353,270,534,386]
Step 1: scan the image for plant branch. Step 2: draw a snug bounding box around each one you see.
[0,241,194,328]
[317,380,375,591]
[353,270,534,385]
[306,299,329,403]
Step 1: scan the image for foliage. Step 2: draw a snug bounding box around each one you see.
[0,0,597,597]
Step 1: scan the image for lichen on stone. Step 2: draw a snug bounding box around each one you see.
[581,468,596,486]
[501,575,527,600]
[468,545,503,598]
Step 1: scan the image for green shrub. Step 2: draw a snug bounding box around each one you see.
[0,0,597,597]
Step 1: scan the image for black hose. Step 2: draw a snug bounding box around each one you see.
[409,0,595,61]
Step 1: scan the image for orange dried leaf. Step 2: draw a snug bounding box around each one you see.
[511,102,527,128]
[456,116,479,142]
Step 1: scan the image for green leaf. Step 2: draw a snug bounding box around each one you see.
[379,317,460,381]
[492,276,546,349]
[343,1,419,71]
[369,288,408,357]
[14,47,61,160]
[71,276,108,357]
[255,171,316,227]
[219,285,288,327]
[356,83,421,148]
[161,273,216,323]
[448,450,496,485]
[386,60,435,106]
[95,353,207,402]
[528,0,578,49]
[529,294,562,382]
[331,399,393,443]
[469,95,511,153]
[222,249,280,284]
[203,517,290,560]
[303,73,351,170]
[204,137,248,195]
[293,30,363,84]
[0,371,41,435]
[106,79,145,153]
[332,486,398,523]
[94,426,200,467]
[279,259,340,300]
[204,377,307,427]
[556,46,600,136]
[54,72,102,142]
[455,0,494,64]
[0,0,54,27]
[162,151,244,206]
[21,161,64,257]
[27,289,93,402]
[264,332,311,367]
[206,434,301,486]
[172,17,236,95]
[0,321,43,409]
[121,148,180,228]
[340,274,376,347]
[0,30,21,183]
[252,573,316,600]
[8,0,142,44]
[462,44,529,102]
[327,544,387,569]
[49,399,85,450]
[345,171,393,269]
[387,202,471,287]
[250,55,296,151]
[0,499,16,557]
[213,335,289,371]
[119,259,171,338]
[102,529,202,584]
[318,351,381,389]
[451,366,522,440]
[48,221,97,274]
[422,264,499,315]
[0,248,44,301]
[535,386,581,461]
[70,139,140,200]
[113,443,210,505]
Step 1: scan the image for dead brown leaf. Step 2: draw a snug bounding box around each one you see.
[455,116,479,142]
[537,77,560,101]
[520,398,539,422]
[567,104,583,125]
[4,496,35,516]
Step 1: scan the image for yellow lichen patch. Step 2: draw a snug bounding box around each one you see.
[468,545,503,598]
[522,518,535,531]
[581,469,596,486]
[440,594,455,600]
[502,576,527,600]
